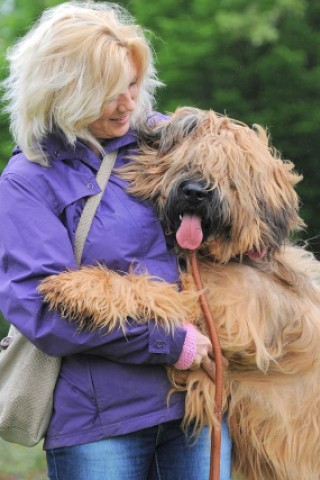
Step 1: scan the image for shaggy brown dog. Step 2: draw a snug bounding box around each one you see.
[39,107,320,480]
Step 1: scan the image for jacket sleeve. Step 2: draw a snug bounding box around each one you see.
[0,172,186,364]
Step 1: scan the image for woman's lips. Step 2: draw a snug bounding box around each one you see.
[110,115,130,125]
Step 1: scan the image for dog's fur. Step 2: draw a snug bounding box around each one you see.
[38,107,320,479]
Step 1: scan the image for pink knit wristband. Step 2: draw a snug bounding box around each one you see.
[174,323,197,370]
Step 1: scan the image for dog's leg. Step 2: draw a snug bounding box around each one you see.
[167,366,227,435]
[38,265,198,332]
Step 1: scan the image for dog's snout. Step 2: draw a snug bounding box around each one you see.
[182,182,209,202]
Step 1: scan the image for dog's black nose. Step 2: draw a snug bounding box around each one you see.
[182,182,209,202]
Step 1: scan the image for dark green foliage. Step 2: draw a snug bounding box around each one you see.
[0,311,9,338]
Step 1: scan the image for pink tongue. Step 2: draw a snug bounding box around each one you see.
[247,247,267,260]
[176,213,203,250]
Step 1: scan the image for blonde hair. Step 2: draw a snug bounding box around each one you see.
[2,1,162,165]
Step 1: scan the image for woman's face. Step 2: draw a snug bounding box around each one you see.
[89,62,139,140]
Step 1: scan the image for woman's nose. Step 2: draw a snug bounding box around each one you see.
[118,91,136,112]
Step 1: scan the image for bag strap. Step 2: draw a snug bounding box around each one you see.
[73,149,118,267]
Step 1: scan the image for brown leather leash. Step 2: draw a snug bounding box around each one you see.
[189,250,224,480]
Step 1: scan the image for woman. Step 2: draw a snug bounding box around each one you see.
[0,2,231,479]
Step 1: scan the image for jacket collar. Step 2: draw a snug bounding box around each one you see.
[12,129,138,173]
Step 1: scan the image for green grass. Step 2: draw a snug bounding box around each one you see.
[0,438,47,480]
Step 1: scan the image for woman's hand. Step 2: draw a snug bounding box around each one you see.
[190,328,215,371]
[174,323,228,376]
[190,326,228,381]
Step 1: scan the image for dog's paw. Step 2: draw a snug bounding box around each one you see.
[167,366,223,433]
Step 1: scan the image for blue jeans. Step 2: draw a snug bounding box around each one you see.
[46,417,231,480]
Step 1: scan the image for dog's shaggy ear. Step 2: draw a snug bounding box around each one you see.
[252,136,305,250]
[254,125,304,245]
[140,107,203,156]
[261,196,304,249]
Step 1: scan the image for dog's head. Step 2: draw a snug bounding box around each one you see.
[120,107,304,263]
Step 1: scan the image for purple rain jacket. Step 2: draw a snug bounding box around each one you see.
[0,128,188,449]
